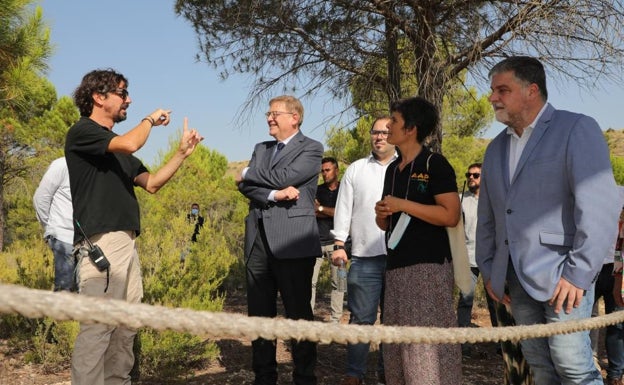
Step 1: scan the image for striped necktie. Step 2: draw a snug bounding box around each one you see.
[273,142,285,160]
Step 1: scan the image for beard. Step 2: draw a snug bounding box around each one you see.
[113,115,127,124]
[112,105,129,123]
[468,183,479,194]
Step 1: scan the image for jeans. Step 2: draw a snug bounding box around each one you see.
[507,263,603,385]
[592,263,624,379]
[47,236,76,291]
[346,255,385,379]
[457,267,498,327]
[310,244,345,322]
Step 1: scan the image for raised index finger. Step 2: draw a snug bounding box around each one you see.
[183,117,189,133]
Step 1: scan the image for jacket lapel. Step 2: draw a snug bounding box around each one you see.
[271,131,303,167]
[510,104,554,185]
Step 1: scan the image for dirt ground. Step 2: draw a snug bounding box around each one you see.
[0,291,610,385]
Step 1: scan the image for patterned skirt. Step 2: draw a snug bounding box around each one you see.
[383,261,462,385]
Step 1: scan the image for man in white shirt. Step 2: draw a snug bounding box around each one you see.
[33,157,76,291]
[331,117,397,385]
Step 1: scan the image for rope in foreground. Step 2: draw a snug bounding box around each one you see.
[1,283,624,345]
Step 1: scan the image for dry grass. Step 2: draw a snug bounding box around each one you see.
[606,128,624,157]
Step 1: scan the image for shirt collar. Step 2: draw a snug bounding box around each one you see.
[278,131,299,146]
[367,151,398,164]
[506,102,549,138]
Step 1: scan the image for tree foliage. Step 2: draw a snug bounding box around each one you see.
[133,138,248,378]
[0,129,248,378]
[611,155,624,186]
[0,0,53,250]
[175,0,624,150]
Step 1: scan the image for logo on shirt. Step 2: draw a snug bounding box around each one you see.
[411,172,429,193]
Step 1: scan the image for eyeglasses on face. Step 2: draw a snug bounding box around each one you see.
[369,130,390,137]
[110,88,129,101]
[465,172,481,179]
[265,111,294,119]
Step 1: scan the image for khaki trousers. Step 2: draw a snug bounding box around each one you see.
[71,231,143,385]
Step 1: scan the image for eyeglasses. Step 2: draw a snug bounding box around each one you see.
[465,172,481,179]
[265,111,294,119]
[110,88,129,102]
[370,130,390,137]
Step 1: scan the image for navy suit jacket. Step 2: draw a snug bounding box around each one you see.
[239,130,323,260]
[476,104,621,301]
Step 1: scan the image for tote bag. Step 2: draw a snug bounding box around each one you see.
[426,154,472,295]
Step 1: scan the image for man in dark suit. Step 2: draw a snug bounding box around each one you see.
[236,95,323,385]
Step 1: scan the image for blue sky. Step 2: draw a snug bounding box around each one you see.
[37,1,623,165]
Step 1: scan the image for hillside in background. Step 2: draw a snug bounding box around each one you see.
[607,128,624,157]
[226,160,249,178]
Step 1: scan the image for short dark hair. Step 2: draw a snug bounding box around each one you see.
[489,56,548,100]
[467,162,482,170]
[389,97,439,143]
[73,69,128,117]
[321,157,338,168]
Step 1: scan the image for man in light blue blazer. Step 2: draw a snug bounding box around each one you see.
[237,95,323,385]
[476,56,621,385]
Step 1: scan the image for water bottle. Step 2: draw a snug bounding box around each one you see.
[337,260,347,292]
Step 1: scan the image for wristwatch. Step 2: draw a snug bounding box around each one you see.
[318,205,324,212]
[333,244,345,251]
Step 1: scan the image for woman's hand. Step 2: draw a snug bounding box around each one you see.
[375,195,403,217]
[375,197,395,230]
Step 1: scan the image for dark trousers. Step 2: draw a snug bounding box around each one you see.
[246,220,317,385]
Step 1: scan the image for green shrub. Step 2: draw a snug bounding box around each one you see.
[137,329,217,380]
[26,318,78,372]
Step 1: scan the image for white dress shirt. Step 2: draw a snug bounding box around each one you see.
[33,157,74,245]
[332,152,397,257]
[461,191,478,267]
[507,103,548,180]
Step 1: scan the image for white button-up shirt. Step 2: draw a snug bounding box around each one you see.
[332,152,397,257]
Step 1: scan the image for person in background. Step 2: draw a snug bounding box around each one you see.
[332,116,396,385]
[476,56,620,385]
[456,162,498,357]
[65,68,203,385]
[180,202,205,264]
[33,157,76,292]
[187,202,204,243]
[375,96,462,385]
[593,195,624,385]
[236,95,323,385]
[310,157,345,323]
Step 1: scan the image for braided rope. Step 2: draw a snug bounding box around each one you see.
[1,283,623,344]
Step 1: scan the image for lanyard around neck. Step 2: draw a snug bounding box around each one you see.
[391,158,416,199]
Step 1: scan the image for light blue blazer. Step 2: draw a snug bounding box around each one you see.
[476,103,621,301]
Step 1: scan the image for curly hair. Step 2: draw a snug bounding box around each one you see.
[73,69,128,117]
